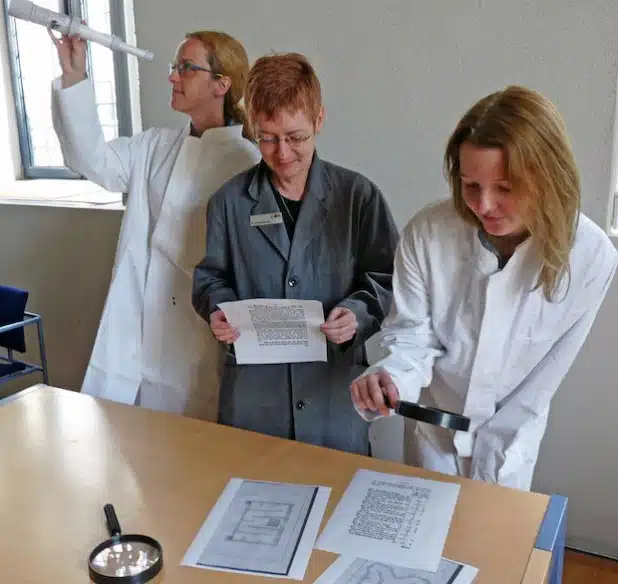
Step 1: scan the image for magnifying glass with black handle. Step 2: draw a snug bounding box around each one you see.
[88,504,163,583]
[384,396,471,432]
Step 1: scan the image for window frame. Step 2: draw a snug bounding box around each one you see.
[2,0,133,179]
[606,77,618,237]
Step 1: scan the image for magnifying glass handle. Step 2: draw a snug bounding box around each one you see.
[104,503,122,537]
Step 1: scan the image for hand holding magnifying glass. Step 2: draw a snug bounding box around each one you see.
[350,371,470,432]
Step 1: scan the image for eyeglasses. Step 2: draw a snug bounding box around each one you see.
[169,62,222,77]
[255,134,314,148]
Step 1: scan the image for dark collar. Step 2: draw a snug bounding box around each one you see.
[247,151,331,204]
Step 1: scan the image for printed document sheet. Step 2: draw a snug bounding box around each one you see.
[182,478,330,579]
[316,469,460,572]
[315,555,478,584]
[218,299,327,364]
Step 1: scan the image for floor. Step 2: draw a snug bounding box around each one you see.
[564,549,618,583]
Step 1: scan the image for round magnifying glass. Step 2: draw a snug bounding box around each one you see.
[88,504,163,584]
[387,398,471,432]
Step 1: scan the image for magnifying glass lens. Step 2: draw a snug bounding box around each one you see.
[91,540,161,577]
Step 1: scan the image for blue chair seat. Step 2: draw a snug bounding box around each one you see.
[0,285,28,352]
[0,285,49,386]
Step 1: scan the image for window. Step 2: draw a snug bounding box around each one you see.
[607,84,618,237]
[3,0,132,179]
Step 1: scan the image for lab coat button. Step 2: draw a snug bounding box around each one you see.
[295,400,305,410]
[288,277,298,287]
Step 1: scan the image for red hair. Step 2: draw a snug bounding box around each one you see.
[245,53,322,135]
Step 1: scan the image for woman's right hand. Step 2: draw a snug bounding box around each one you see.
[350,371,400,416]
[47,28,87,88]
[209,310,240,344]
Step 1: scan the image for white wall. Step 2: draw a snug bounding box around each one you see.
[132,0,618,555]
[0,205,122,399]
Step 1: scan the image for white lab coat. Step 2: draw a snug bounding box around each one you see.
[51,78,261,419]
[360,199,618,490]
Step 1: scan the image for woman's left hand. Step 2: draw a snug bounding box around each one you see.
[321,307,358,344]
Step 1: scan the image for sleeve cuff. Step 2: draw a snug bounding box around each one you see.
[337,298,377,341]
[52,75,90,96]
[209,290,239,316]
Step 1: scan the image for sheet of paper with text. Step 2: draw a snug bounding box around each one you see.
[219,299,327,364]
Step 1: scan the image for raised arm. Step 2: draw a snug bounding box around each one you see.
[50,30,143,193]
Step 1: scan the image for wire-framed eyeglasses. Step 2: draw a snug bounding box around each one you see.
[255,133,314,148]
[169,62,222,77]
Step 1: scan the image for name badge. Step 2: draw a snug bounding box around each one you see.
[250,212,284,227]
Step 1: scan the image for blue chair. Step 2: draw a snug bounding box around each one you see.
[0,285,49,385]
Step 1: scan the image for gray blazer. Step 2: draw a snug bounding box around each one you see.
[193,154,399,454]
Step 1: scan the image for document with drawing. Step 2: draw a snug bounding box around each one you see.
[314,556,478,584]
[182,478,330,579]
[218,299,327,364]
[316,469,461,572]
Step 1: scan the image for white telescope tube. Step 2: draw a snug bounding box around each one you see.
[8,0,154,61]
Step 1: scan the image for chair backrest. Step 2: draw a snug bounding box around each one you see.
[0,285,29,353]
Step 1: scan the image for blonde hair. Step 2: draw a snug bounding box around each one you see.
[245,53,322,138]
[444,85,581,301]
[185,30,249,126]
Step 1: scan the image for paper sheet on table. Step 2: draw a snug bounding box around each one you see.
[315,555,478,584]
[316,469,460,572]
[182,478,331,579]
[218,299,327,364]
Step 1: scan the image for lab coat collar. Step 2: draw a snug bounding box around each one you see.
[473,226,535,275]
[477,228,532,256]
[183,121,246,146]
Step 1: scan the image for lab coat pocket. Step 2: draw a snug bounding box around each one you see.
[512,305,569,364]
[511,292,577,348]
[508,298,570,378]
[509,333,555,381]
[497,414,548,489]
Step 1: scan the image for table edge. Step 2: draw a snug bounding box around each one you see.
[0,383,48,407]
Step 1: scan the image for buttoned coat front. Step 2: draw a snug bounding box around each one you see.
[193,155,399,454]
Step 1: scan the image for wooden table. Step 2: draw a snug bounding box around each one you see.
[0,385,565,583]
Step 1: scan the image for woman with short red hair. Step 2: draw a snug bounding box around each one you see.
[193,53,399,455]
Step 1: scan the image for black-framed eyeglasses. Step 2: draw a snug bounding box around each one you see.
[169,62,222,77]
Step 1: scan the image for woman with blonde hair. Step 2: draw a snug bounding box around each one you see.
[350,86,617,490]
[193,53,399,455]
[50,30,261,417]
